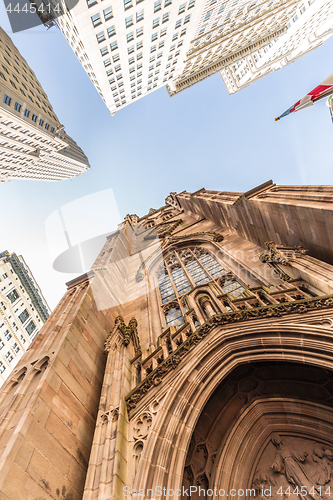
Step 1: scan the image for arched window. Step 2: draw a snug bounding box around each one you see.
[157,247,247,328]
[165,306,183,327]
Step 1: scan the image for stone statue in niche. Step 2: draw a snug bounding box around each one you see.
[252,434,333,500]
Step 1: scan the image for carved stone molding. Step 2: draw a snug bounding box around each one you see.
[165,192,182,210]
[100,407,119,425]
[133,411,153,440]
[162,231,224,249]
[125,294,333,410]
[258,241,309,282]
[259,241,309,265]
[104,316,141,356]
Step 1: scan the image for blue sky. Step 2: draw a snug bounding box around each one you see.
[1,2,333,309]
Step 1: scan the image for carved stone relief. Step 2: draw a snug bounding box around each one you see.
[100,407,119,425]
[253,434,333,500]
[133,411,153,440]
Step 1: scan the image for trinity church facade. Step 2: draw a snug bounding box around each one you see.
[1,180,333,500]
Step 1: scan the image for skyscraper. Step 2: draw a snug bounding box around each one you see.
[0,181,333,500]
[219,0,333,94]
[0,251,50,386]
[41,0,333,112]
[0,27,90,183]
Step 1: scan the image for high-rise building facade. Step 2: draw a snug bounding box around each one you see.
[0,27,90,183]
[0,181,333,500]
[0,251,50,386]
[43,0,333,112]
[219,0,333,94]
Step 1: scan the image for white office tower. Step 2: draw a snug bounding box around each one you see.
[45,0,333,112]
[0,251,51,387]
[219,0,333,94]
[0,27,90,183]
[50,0,204,114]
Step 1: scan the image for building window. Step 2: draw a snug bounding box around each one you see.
[162,12,169,22]
[0,340,4,350]
[108,25,116,37]
[101,46,109,56]
[136,9,144,21]
[110,41,118,51]
[45,123,49,130]
[136,27,144,36]
[184,14,190,23]
[87,0,97,7]
[113,53,120,62]
[103,6,113,20]
[5,351,13,363]
[96,31,106,43]
[18,309,29,324]
[91,13,102,27]
[104,58,112,66]
[14,102,21,112]
[204,11,211,20]
[39,119,44,126]
[165,306,183,328]
[50,127,55,133]
[127,32,134,42]
[152,32,158,41]
[3,95,11,106]
[154,0,161,11]
[12,343,20,354]
[125,15,133,27]
[157,248,246,316]
[128,45,134,54]
[124,0,133,9]
[7,289,19,303]
[153,17,159,28]
[160,28,167,36]
[0,362,5,374]
[178,2,186,13]
[4,330,12,341]
[25,320,36,336]
[32,114,37,122]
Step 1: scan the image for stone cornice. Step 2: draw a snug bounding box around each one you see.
[125,294,333,410]
[167,28,286,96]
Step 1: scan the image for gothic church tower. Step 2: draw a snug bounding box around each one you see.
[1,180,333,500]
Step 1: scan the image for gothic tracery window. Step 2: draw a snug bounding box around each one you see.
[157,247,247,328]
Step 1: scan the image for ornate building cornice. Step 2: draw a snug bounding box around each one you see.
[167,28,286,96]
[125,294,333,410]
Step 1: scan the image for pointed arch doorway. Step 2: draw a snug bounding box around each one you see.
[181,362,333,500]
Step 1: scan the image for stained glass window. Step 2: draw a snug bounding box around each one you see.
[158,269,175,304]
[158,248,247,326]
[170,266,191,295]
[185,258,210,285]
[195,250,226,279]
[165,306,183,327]
[221,278,245,298]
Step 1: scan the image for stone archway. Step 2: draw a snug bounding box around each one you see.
[181,362,333,500]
